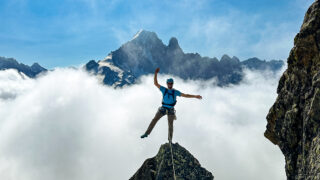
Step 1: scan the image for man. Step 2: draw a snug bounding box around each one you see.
[141,67,202,142]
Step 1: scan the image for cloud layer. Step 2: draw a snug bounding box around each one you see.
[0,67,286,180]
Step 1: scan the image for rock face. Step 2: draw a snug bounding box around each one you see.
[130,143,214,180]
[85,30,284,87]
[264,1,320,179]
[0,56,47,78]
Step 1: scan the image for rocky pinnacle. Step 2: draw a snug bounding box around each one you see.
[130,143,214,180]
[265,1,320,179]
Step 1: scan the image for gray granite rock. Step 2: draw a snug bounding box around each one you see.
[130,143,214,180]
[265,1,320,179]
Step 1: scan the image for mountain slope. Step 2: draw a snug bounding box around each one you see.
[265,1,320,179]
[130,143,214,180]
[85,30,284,87]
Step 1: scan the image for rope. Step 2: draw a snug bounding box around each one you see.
[169,141,177,180]
[155,141,177,180]
[155,153,164,180]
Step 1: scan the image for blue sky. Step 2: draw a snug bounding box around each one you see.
[0,0,315,68]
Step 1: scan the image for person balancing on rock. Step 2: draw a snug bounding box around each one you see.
[141,68,202,142]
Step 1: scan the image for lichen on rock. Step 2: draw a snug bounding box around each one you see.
[130,143,214,180]
[265,1,320,179]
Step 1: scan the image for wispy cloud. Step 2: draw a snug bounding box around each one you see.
[179,8,300,60]
[294,0,315,10]
[104,0,309,62]
[0,0,313,67]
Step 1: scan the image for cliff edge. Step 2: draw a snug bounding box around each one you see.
[265,1,320,179]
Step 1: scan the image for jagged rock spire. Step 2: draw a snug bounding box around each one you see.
[85,29,284,87]
[265,1,320,179]
[168,37,180,49]
[130,143,214,180]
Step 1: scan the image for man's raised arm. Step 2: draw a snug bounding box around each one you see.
[154,68,160,88]
[181,93,202,99]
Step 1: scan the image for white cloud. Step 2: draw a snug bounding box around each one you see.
[0,67,286,180]
[180,8,299,61]
[0,69,34,100]
[250,22,296,61]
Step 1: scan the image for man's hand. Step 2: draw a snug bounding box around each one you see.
[195,95,202,99]
[155,68,160,73]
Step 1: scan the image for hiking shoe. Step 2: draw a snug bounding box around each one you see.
[140,133,148,138]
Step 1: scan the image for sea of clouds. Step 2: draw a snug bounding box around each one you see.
[0,66,286,180]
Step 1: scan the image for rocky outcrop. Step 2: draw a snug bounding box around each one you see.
[0,56,47,78]
[264,1,320,179]
[85,30,284,87]
[130,143,214,180]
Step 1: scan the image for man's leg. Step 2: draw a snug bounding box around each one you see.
[168,114,175,142]
[144,109,165,136]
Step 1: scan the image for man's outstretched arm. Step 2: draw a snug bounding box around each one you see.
[154,68,161,89]
[181,93,202,99]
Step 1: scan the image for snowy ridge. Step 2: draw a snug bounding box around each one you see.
[98,61,124,86]
[98,61,123,75]
[103,54,113,61]
[132,29,144,41]
[97,60,135,87]
[84,30,284,87]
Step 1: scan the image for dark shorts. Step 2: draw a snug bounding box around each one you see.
[159,106,176,116]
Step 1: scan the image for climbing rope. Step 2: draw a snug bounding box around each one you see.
[169,141,177,180]
[155,153,164,180]
[155,141,177,180]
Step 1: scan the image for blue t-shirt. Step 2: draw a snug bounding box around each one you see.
[160,86,181,108]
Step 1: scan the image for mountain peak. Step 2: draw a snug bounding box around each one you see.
[31,62,47,73]
[132,29,144,40]
[0,57,46,77]
[168,37,180,49]
[31,62,41,68]
[231,56,240,62]
[220,54,231,61]
[85,30,284,87]
[131,29,159,42]
[220,54,240,64]
[130,142,214,180]
[168,37,183,54]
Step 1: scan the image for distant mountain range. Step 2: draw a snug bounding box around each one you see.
[0,56,47,77]
[85,30,284,87]
[0,30,284,86]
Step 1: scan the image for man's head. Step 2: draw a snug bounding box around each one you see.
[166,78,174,89]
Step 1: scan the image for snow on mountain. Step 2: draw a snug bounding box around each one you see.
[85,30,284,87]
